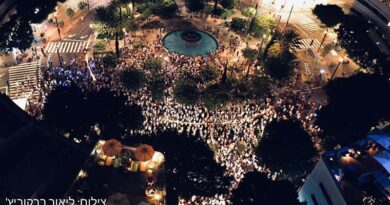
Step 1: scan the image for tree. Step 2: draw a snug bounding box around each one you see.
[231,172,302,205]
[221,0,236,9]
[241,7,256,18]
[153,0,178,17]
[95,5,123,57]
[0,0,65,51]
[102,54,117,68]
[336,15,389,76]
[66,8,75,17]
[42,84,90,137]
[249,76,270,98]
[316,73,390,148]
[120,69,145,90]
[242,47,258,77]
[173,81,200,105]
[281,29,301,50]
[249,14,276,37]
[186,0,205,12]
[43,84,144,143]
[199,63,218,83]
[265,41,297,81]
[230,18,247,32]
[123,130,232,203]
[256,119,316,176]
[0,16,34,51]
[78,1,88,10]
[313,4,344,27]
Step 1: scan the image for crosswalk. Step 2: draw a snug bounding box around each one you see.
[291,14,322,34]
[8,62,42,99]
[64,0,112,10]
[297,38,321,50]
[45,41,88,54]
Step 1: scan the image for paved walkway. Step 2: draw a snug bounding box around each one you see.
[175,0,187,16]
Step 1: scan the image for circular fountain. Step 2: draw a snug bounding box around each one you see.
[163,29,218,57]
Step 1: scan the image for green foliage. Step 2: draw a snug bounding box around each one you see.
[256,119,316,177]
[317,73,390,147]
[78,1,88,10]
[241,7,256,17]
[144,57,162,72]
[265,41,297,80]
[221,0,236,9]
[94,41,106,51]
[313,4,344,27]
[221,9,234,19]
[230,18,247,32]
[173,81,200,105]
[200,64,218,83]
[242,47,258,62]
[249,76,270,98]
[120,69,145,90]
[153,0,178,17]
[249,14,276,37]
[186,0,205,11]
[102,54,117,68]
[267,42,282,58]
[66,8,75,17]
[322,43,333,56]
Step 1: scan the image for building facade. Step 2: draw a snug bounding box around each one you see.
[298,132,390,205]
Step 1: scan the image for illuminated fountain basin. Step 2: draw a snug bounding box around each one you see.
[163,29,218,57]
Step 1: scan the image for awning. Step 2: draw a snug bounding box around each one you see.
[369,134,390,150]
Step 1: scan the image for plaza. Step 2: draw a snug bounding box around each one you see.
[0,0,389,204]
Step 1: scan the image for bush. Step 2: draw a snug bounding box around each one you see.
[241,7,256,17]
[120,69,145,90]
[249,14,276,37]
[102,54,116,68]
[200,64,218,82]
[231,18,247,32]
[153,0,178,17]
[144,57,162,72]
[94,41,106,51]
[249,76,270,98]
[173,81,200,105]
[221,9,234,19]
[66,8,75,17]
[78,1,88,10]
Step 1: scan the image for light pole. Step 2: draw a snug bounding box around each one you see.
[282,5,294,33]
[330,58,344,81]
[317,31,328,53]
[54,16,62,41]
[87,0,90,11]
[258,34,267,56]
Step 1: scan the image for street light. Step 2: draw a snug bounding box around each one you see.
[54,15,62,41]
[330,57,344,81]
[317,31,328,53]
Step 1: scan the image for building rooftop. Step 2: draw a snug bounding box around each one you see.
[323,132,390,204]
[0,93,90,199]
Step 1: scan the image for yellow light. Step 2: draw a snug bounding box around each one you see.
[153,193,162,201]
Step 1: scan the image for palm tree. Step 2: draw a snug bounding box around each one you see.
[96,6,121,58]
[282,29,301,50]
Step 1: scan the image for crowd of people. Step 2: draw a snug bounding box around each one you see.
[18,27,324,204]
